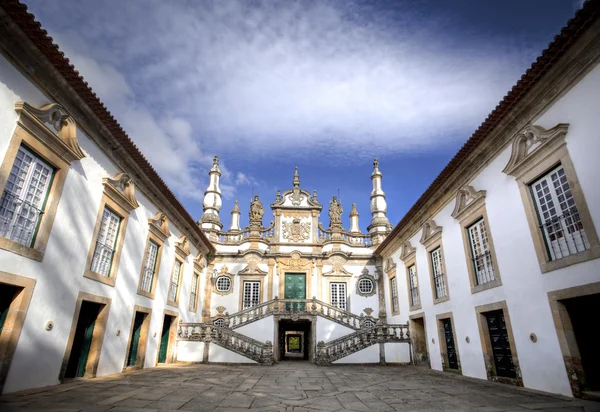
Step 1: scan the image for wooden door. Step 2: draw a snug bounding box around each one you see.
[127,312,144,367]
[442,318,459,370]
[284,273,306,311]
[485,310,516,378]
[158,316,172,363]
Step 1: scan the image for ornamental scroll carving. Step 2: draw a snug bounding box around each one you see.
[282,218,311,242]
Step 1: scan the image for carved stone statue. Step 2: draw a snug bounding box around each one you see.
[249,194,264,227]
[328,196,343,228]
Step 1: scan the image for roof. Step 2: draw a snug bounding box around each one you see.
[0,0,216,254]
[376,0,600,255]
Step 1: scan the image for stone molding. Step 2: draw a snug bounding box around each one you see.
[148,212,171,241]
[419,219,442,247]
[102,172,140,212]
[451,185,487,221]
[175,235,190,259]
[399,240,416,261]
[502,123,569,177]
[15,101,85,163]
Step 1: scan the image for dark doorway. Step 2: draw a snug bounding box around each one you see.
[0,284,20,334]
[485,310,516,379]
[279,319,311,361]
[411,316,429,365]
[442,318,458,370]
[126,312,145,367]
[64,301,102,378]
[158,315,175,363]
[563,294,600,391]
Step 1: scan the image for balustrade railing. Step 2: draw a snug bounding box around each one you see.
[178,322,273,364]
[316,323,410,365]
[317,223,372,247]
[222,297,375,330]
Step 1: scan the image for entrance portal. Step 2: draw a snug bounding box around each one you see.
[563,294,600,391]
[279,319,311,361]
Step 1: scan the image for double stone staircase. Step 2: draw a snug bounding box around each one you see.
[178,297,411,365]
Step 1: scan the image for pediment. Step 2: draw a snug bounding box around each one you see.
[194,253,206,271]
[175,236,190,257]
[15,101,85,163]
[399,240,416,261]
[322,256,351,277]
[148,211,171,241]
[239,256,268,276]
[420,219,442,246]
[277,251,312,270]
[384,258,396,272]
[451,185,486,221]
[103,172,140,211]
[272,188,322,210]
[503,123,569,177]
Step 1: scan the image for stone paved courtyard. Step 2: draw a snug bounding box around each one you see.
[1,363,599,412]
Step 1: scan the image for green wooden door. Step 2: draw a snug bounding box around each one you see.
[76,317,96,377]
[284,274,306,311]
[127,312,144,367]
[158,316,172,363]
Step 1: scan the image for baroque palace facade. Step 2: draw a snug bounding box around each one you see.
[0,0,599,400]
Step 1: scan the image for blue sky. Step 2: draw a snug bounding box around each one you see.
[25,0,582,232]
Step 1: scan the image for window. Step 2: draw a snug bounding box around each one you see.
[363,319,375,328]
[190,273,199,311]
[468,219,495,285]
[216,276,231,292]
[140,241,159,293]
[0,146,54,247]
[242,281,260,309]
[408,265,420,307]
[168,260,182,304]
[390,277,399,314]
[358,278,373,295]
[430,248,447,299]
[89,207,121,277]
[531,166,590,261]
[213,318,225,327]
[330,282,347,311]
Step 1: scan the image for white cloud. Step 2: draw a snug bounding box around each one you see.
[26,0,540,198]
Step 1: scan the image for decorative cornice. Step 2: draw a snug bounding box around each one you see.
[451,185,487,221]
[419,219,443,247]
[384,257,396,273]
[399,240,416,261]
[15,101,85,163]
[148,212,171,241]
[503,123,569,177]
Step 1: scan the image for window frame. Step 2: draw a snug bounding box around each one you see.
[329,281,348,311]
[457,200,502,294]
[512,144,600,273]
[404,258,422,311]
[167,257,184,307]
[389,276,399,315]
[241,280,261,310]
[0,135,71,261]
[83,194,129,286]
[137,231,164,299]
[189,271,200,312]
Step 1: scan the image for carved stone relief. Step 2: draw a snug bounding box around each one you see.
[282,218,311,242]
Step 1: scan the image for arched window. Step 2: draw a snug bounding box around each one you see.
[213,318,226,327]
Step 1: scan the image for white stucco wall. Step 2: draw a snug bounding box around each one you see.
[209,345,257,363]
[177,341,205,363]
[384,343,411,364]
[0,54,206,394]
[384,63,600,397]
[333,344,379,364]
[316,317,354,343]
[236,316,274,343]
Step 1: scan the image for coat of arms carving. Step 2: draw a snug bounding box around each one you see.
[282,218,311,242]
